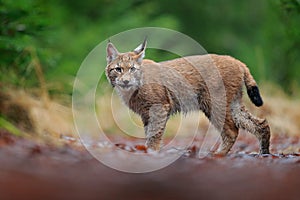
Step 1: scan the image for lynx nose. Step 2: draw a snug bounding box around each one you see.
[123,80,129,85]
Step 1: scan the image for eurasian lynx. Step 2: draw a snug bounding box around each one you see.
[105,39,270,155]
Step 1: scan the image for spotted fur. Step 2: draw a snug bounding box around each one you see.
[105,39,270,154]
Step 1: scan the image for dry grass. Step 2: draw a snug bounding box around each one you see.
[1,83,299,143]
[0,88,75,141]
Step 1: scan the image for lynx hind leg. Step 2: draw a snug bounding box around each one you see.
[231,103,270,154]
[143,104,170,151]
[215,117,239,155]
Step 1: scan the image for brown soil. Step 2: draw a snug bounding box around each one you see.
[0,130,300,200]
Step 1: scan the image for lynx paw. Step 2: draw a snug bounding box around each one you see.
[145,138,162,151]
[259,148,270,155]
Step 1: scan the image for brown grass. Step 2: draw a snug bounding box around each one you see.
[1,83,299,143]
[0,88,74,141]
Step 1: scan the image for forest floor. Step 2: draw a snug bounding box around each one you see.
[0,129,300,200]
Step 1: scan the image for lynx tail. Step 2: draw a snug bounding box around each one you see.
[243,66,263,107]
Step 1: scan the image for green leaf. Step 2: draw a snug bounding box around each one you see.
[0,116,24,137]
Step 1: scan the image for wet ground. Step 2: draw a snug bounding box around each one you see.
[0,130,300,200]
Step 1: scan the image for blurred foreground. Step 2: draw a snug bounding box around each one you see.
[0,129,300,200]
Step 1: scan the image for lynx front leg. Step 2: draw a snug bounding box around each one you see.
[142,104,170,151]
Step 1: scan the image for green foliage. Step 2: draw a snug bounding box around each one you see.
[1,0,300,94]
[0,0,56,87]
[0,116,23,136]
[278,0,300,92]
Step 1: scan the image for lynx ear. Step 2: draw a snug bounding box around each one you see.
[133,38,147,64]
[106,41,119,64]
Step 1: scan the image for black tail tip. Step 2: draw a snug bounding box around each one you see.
[247,86,263,107]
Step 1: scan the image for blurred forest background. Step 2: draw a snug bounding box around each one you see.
[0,0,300,137]
[1,0,300,95]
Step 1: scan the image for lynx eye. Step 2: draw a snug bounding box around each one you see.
[130,66,136,72]
[114,67,122,73]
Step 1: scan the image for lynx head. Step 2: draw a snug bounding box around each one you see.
[105,39,147,91]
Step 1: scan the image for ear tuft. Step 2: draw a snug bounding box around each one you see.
[134,37,147,64]
[106,42,119,64]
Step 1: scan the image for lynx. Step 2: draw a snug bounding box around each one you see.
[105,39,270,155]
